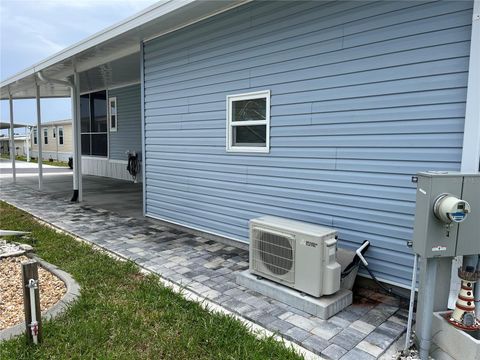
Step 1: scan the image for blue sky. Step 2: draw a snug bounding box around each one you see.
[0,0,158,134]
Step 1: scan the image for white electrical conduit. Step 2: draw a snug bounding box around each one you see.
[356,241,370,266]
[405,253,418,351]
[28,279,39,344]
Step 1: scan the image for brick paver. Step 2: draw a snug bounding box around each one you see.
[0,184,408,359]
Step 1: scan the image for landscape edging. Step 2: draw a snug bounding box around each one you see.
[0,254,80,341]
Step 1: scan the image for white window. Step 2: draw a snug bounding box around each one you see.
[43,128,48,145]
[226,90,270,153]
[33,128,37,145]
[109,97,117,132]
[58,127,64,146]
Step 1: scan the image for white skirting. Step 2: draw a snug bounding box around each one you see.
[31,151,72,162]
[81,157,142,182]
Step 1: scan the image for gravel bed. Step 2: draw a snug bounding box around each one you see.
[0,255,66,330]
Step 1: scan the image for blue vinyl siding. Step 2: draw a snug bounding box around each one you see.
[109,84,141,161]
[143,0,472,286]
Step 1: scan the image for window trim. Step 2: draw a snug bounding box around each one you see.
[108,96,118,132]
[43,128,48,145]
[58,126,64,146]
[226,90,270,153]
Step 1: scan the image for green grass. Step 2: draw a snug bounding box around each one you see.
[0,202,302,360]
[0,154,69,167]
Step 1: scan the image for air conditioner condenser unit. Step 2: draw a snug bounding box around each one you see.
[249,216,341,298]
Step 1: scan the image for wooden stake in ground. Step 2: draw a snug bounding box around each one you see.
[22,260,42,344]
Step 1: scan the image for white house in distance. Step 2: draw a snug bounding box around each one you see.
[0,134,28,157]
[0,121,30,158]
[30,119,73,162]
[0,0,479,293]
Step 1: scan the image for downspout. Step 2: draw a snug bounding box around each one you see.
[36,72,82,201]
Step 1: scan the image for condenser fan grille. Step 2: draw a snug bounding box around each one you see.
[252,228,295,282]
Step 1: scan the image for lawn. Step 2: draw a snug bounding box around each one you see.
[0,201,301,360]
[0,154,69,167]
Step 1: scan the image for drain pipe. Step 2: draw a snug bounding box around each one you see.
[404,253,418,351]
[36,72,82,202]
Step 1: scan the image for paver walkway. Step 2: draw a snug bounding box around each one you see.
[1,184,408,359]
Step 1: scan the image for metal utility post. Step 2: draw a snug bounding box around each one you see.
[22,260,42,344]
[8,94,16,183]
[70,72,82,202]
[417,258,438,360]
[35,84,43,190]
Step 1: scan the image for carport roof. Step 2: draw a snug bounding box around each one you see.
[0,121,30,129]
[0,0,248,100]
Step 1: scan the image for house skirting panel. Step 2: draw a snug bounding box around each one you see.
[81,157,142,182]
[31,150,71,162]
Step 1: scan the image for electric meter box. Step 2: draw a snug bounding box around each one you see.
[412,172,480,258]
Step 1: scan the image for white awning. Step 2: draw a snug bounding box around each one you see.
[0,121,30,129]
[0,0,248,100]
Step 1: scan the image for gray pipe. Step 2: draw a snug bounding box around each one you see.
[405,253,418,351]
[418,258,438,360]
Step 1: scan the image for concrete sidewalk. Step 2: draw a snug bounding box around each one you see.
[0,159,142,219]
[0,158,72,177]
[0,183,408,359]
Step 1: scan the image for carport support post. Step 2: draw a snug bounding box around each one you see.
[26,126,30,162]
[8,94,16,182]
[71,72,82,202]
[35,85,43,189]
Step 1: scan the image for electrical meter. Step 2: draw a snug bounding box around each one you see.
[433,194,471,223]
[412,172,480,258]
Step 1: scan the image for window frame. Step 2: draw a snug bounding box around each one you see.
[43,128,48,145]
[108,96,118,132]
[226,90,270,153]
[58,126,64,146]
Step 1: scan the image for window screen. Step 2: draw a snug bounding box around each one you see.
[81,90,108,157]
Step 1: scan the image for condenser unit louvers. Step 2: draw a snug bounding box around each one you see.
[250,216,341,298]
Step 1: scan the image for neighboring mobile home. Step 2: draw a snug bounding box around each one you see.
[0,134,28,157]
[31,119,72,162]
[1,0,479,288]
